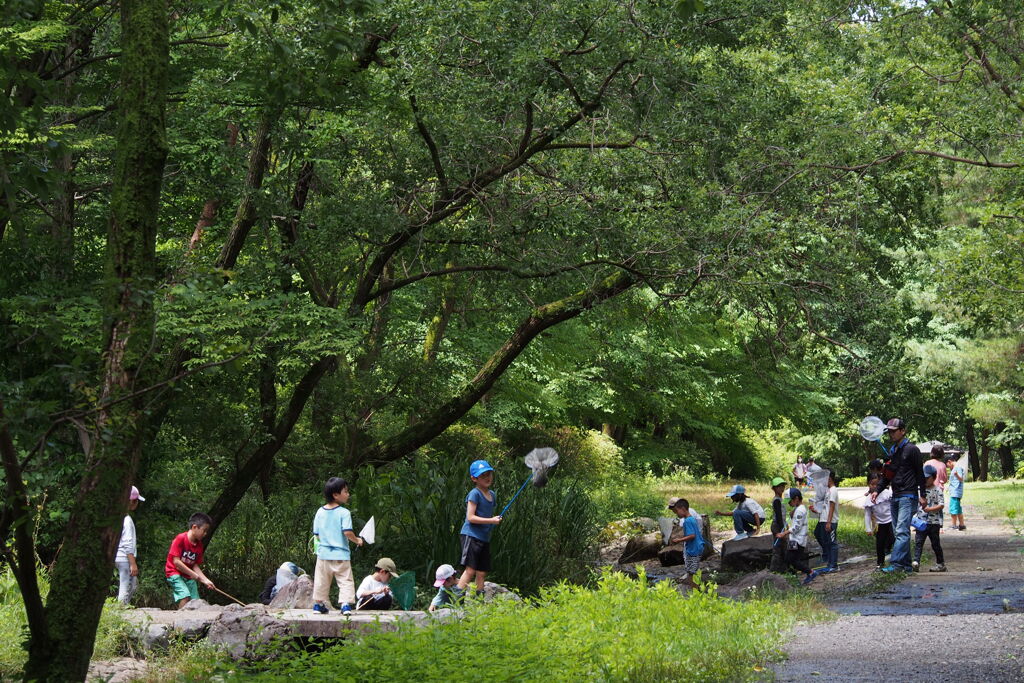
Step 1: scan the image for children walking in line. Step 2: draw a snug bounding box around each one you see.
[312,477,364,615]
[164,512,215,609]
[457,460,502,592]
[355,557,398,610]
[669,498,705,587]
[115,486,144,604]
[864,473,894,569]
[774,488,813,583]
[429,564,462,612]
[913,464,946,572]
[946,454,967,531]
[809,469,839,572]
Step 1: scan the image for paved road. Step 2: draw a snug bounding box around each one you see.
[772,502,1024,681]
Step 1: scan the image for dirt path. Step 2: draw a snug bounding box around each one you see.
[772,502,1024,681]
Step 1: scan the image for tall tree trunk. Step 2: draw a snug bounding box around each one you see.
[215,108,280,270]
[0,400,48,651]
[23,0,169,677]
[994,421,1015,478]
[965,419,980,481]
[980,427,990,482]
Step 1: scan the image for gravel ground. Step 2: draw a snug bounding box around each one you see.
[773,500,1024,681]
[773,613,1024,681]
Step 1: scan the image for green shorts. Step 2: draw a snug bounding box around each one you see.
[167,574,199,602]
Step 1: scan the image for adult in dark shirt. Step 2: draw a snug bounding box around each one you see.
[872,418,926,573]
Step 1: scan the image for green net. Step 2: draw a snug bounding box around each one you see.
[389,571,416,610]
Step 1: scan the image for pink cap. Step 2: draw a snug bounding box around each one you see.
[433,563,456,587]
[130,486,145,502]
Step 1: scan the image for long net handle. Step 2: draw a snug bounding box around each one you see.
[500,475,533,517]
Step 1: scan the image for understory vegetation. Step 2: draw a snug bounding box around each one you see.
[208,572,798,683]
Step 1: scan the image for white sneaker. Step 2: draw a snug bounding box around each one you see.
[730,532,749,541]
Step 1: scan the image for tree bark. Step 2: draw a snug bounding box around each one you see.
[0,400,48,650]
[215,108,280,270]
[23,0,169,677]
[965,419,980,481]
[980,427,990,482]
[994,421,1015,479]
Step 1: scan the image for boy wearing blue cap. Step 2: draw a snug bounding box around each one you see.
[714,484,764,540]
[457,460,502,592]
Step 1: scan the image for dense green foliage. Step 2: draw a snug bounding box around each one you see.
[4,0,1024,672]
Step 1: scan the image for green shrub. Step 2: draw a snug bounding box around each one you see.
[520,427,623,482]
[244,570,790,682]
[589,471,663,527]
[839,476,867,488]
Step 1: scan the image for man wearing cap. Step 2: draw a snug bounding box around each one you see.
[714,485,764,541]
[115,486,144,604]
[872,418,926,573]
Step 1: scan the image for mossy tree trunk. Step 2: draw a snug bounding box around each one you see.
[22,0,169,679]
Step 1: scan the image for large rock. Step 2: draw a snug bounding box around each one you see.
[180,598,217,611]
[658,543,685,567]
[481,581,522,602]
[720,533,774,572]
[206,604,292,660]
[618,532,662,563]
[268,573,314,610]
[136,623,171,653]
[716,569,793,600]
[87,658,149,683]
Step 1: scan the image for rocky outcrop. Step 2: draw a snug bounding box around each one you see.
[206,604,292,660]
[87,658,148,683]
[268,573,314,610]
[716,569,792,600]
[720,534,774,572]
[618,532,662,563]
[481,581,522,602]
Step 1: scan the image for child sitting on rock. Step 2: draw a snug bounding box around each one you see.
[356,557,399,610]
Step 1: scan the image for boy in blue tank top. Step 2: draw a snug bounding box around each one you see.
[456,460,502,592]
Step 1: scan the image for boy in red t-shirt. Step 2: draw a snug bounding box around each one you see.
[165,512,215,608]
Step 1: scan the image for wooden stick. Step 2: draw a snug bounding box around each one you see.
[212,585,246,606]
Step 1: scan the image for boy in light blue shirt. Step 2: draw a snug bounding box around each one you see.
[311,477,364,615]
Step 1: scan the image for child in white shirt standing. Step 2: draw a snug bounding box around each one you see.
[864,473,894,569]
[115,486,144,604]
[775,488,813,584]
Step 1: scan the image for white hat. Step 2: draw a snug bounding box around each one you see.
[433,564,456,587]
[130,486,145,502]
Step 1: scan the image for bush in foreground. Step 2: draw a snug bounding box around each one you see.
[246,570,789,682]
